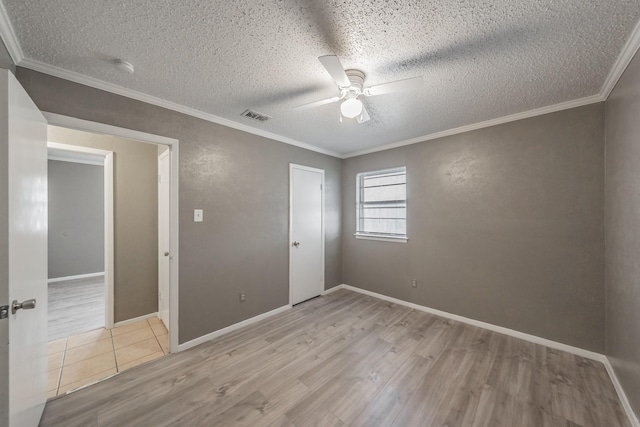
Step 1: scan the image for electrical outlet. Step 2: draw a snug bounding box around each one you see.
[239,292,246,302]
[411,279,418,288]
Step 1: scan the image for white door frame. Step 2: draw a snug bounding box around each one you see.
[157,149,170,329]
[288,163,325,306]
[43,112,180,353]
[47,142,115,329]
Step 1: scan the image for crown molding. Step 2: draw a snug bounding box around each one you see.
[341,94,604,158]
[18,57,343,159]
[0,0,23,64]
[601,17,640,99]
[12,56,610,160]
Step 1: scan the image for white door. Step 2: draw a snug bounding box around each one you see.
[289,164,324,305]
[4,70,49,426]
[158,150,170,329]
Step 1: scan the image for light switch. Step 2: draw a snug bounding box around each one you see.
[194,209,203,222]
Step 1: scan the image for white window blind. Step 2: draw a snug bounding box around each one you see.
[356,166,407,239]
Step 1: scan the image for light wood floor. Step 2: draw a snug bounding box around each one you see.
[48,276,105,341]
[39,289,630,427]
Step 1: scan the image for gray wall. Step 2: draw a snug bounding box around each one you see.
[48,160,104,279]
[342,104,605,352]
[48,127,159,323]
[605,47,640,417]
[17,68,343,344]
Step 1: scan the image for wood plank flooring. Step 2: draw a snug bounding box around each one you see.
[48,276,105,342]
[39,289,630,427]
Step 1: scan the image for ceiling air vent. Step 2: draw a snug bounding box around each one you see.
[241,109,271,122]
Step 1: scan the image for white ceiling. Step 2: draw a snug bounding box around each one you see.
[2,1,640,156]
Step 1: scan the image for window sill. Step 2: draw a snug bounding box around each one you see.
[354,234,408,243]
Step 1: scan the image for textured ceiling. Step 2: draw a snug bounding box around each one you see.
[3,1,640,155]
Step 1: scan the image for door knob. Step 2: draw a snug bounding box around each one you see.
[164,252,170,256]
[292,241,300,247]
[12,299,36,315]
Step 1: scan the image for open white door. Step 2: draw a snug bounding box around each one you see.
[289,164,324,305]
[3,70,48,426]
[158,150,170,329]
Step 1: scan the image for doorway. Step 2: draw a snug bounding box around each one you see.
[46,143,113,341]
[3,71,180,424]
[289,164,325,305]
[43,118,179,399]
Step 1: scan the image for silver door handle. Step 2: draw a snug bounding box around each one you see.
[164,252,170,256]
[292,241,300,247]
[12,299,36,315]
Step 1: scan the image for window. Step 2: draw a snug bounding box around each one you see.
[356,166,407,241]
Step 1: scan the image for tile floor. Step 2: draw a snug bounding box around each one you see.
[47,317,169,399]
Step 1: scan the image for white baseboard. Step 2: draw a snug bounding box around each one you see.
[114,312,158,327]
[604,357,640,427]
[322,285,344,295]
[177,304,292,352]
[338,284,604,362]
[48,272,105,283]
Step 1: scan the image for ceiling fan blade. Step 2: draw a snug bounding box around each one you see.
[357,104,371,124]
[318,55,351,87]
[377,26,535,74]
[365,76,423,96]
[300,1,344,55]
[293,96,341,110]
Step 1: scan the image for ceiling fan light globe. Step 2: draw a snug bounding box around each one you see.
[340,98,363,118]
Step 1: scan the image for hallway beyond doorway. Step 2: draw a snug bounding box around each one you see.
[48,276,105,341]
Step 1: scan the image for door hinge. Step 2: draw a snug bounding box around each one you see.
[320,184,323,190]
[0,305,8,319]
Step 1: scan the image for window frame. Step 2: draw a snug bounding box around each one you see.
[355,166,408,243]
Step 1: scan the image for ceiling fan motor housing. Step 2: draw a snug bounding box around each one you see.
[344,69,365,93]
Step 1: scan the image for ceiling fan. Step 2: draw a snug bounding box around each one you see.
[293,55,423,123]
